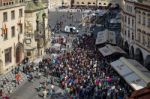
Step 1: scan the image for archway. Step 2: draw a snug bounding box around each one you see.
[145,55,150,70]
[135,48,144,65]
[124,41,129,54]
[16,43,24,64]
[130,46,134,58]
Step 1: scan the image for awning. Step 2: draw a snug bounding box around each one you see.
[95,30,107,45]
[99,44,126,57]
[95,30,116,45]
[110,57,150,90]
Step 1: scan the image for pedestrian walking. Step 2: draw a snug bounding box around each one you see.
[43,89,47,99]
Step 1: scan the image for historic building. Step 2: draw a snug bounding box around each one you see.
[121,0,150,70]
[0,0,25,74]
[24,0,50,61]
[47,0,121,9]
[70,0,121,8]
[121,0,136,56]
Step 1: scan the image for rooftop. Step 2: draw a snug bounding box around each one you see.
[25,0,47,12]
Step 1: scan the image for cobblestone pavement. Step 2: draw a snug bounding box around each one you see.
[0,69,27,95]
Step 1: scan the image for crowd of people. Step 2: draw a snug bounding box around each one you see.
[0,32,134,99]
[27,34,133,99]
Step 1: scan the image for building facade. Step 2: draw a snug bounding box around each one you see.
[121,0,150,70]
[0,0,25,74]
[71,0,121,8]
[121,0,136,56]
[47,0,121,9]
[24,0,50,61]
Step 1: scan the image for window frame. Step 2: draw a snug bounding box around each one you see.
[11,26,15,37]
[5,47,12,64]
[3,12,8,22]
[11,10,15,20]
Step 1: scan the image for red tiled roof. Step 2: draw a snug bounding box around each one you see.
[129,85,150,99]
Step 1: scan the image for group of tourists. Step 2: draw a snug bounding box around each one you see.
[28,33,133,99]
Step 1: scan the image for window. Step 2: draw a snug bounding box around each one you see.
[19,24,23,34]
[125,30,127,36]
[11,26,15,37]
[142,16,146,25]
[104,3,106,5]
[82,2,84,4]
[128,30,130,38]
[138,32,141,42]
[138,15,141,24]
[19,0,24,3]
[5,47,12,64]
[11,10,15,20]
[19,9,23,17]
[132,32,134,40]
[3,12,7,22]
[77,2,79,4]
[148,18,150,27]
[93,2,95,4]
[142,35,145,45]
[27,51,31,56]
[88,2,91,4]
[125,16,127,23]
[128,17,130,25]
[132,19,134,26]
[3,3,6,6]
[99,3,101,5]
[4,29,8,40]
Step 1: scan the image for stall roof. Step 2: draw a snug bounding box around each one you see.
[95,30,116,45]
[110,57,150,90]
[98,44,126,57]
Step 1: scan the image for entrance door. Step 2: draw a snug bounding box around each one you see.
[16,45,23,64]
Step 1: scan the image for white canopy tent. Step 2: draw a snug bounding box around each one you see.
[98,44,126,57]
[110,57,150,90]
[95,30,116,45]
